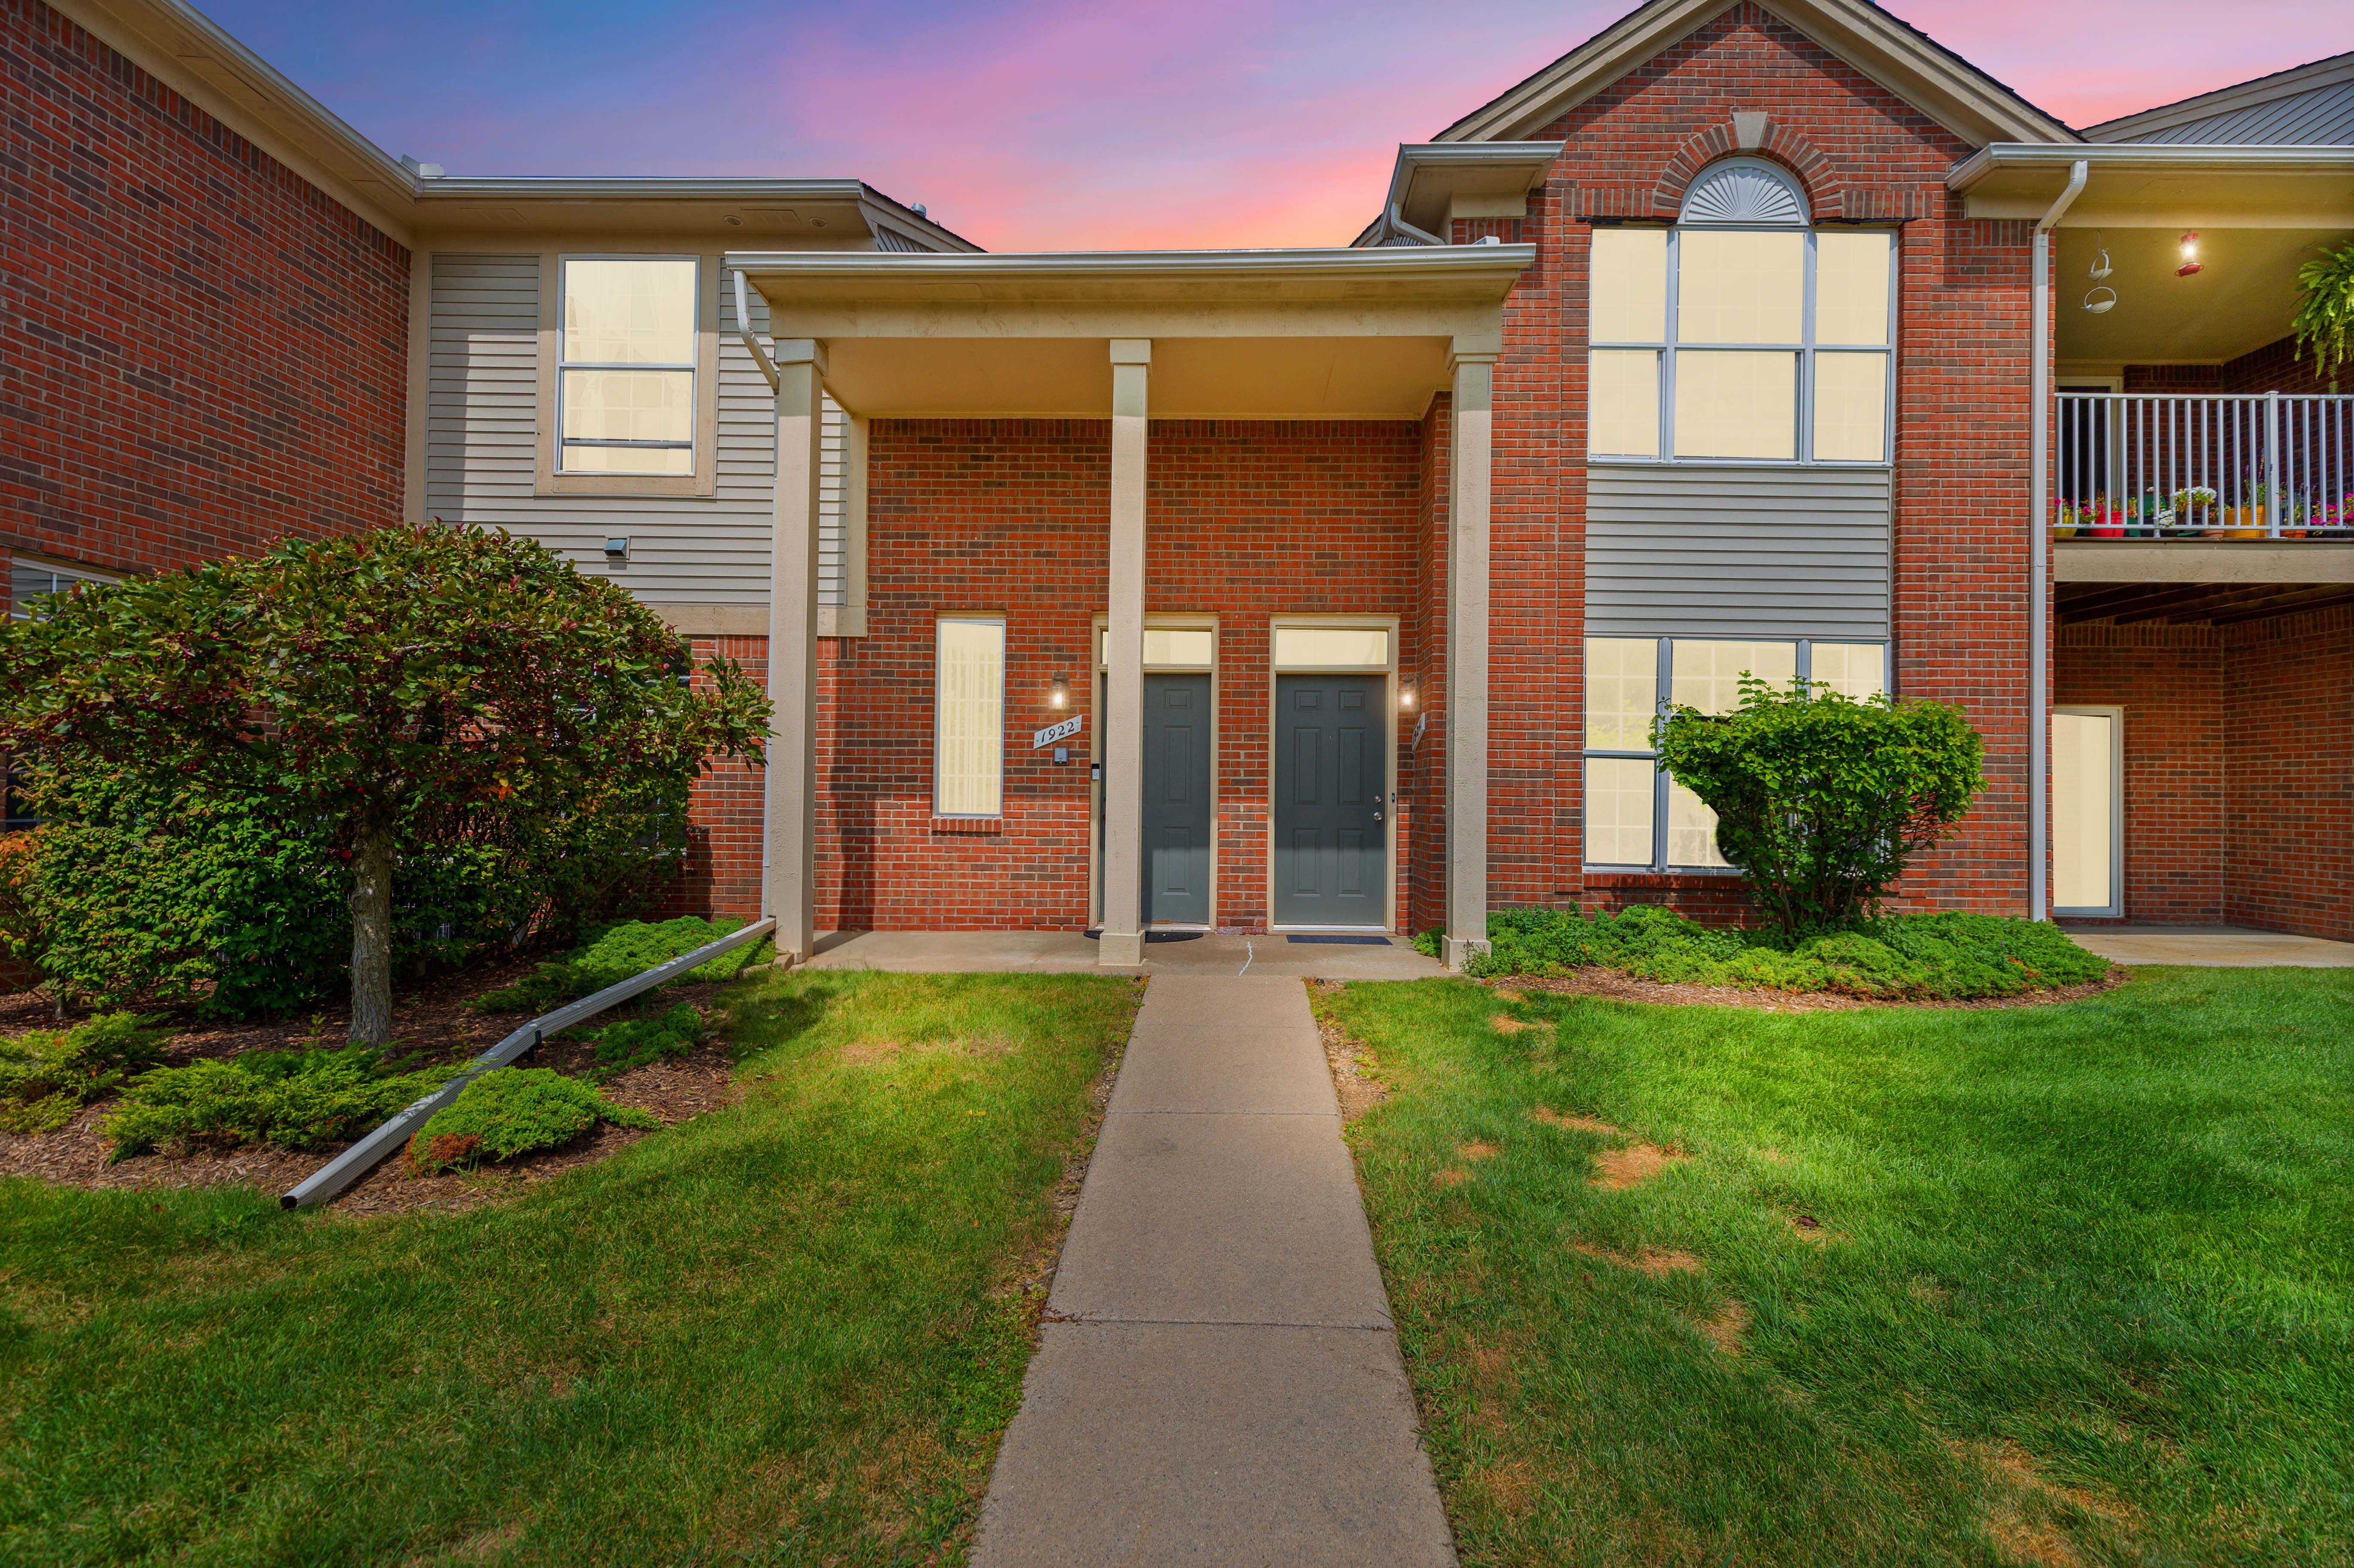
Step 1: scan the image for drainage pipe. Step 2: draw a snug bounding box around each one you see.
[281,917,777,1210]
[2029,159,2088,923]
[733,269,781,392]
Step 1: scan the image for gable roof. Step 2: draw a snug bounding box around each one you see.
[1432,0,2076,149]
[2084,52,2354,145]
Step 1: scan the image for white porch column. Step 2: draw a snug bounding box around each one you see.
[1444,350,1496,971]
[1099,339,1151,967]
[763,339,827,964]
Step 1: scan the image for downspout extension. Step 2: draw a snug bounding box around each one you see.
[733,269,781,391]
[2029,159,2088,923]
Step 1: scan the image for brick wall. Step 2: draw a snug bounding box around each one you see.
[773,418,1426,932]
[2124,336,2343,398]
[2224,605,2352,940]
[0,0,410,578]
[1520,2,2035,916]
[2055,623,2225,923]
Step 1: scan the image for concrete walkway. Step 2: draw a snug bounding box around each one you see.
[807,929,1445,981]
[2064,924,2354,967]
[971,975,1456,1568]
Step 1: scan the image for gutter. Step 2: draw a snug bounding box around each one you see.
[724,245,1537,282]
[1949,140,2354,191]
[2028,158,2087,925]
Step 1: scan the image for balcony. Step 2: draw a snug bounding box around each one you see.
[2053,391,2354,540]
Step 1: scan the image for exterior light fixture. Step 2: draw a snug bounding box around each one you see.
[2176,232,2202,278]
[1050,673,1069,710]
[1399,680,1417,711]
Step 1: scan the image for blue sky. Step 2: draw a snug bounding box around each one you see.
[201,0,2344,249]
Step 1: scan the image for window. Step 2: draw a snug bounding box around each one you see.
[1587,160,1893,465]
[1583,637,1888,871]
[935,617,1005,817]
[557,257,698,477]
[1271,625,1389,670]
[9,558,115,620]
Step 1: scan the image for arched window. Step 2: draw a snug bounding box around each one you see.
[1587,158,1893,464]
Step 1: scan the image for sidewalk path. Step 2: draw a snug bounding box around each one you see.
[972,975,1456,1568]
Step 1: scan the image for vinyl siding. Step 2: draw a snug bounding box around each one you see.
[1585,463,1891,639]
[424,252,844,608]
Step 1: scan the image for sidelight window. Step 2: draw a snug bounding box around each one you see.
[1587,160,1894,465]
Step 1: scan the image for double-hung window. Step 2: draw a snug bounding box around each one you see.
[557,257,699,477]
[1583,637,1889,871]
[935,616,1006,818]
[9,558,115,620]
[1589,159,1894,464]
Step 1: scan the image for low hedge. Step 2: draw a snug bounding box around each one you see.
[0,1013,169,1134]
[468,916,762,1015]
[584,1002,706,1083]
[103,1045,452,1161]
[406,1068,656,1174]
[1431,905,2110,1000]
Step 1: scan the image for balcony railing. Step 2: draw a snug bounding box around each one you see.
[2053,391,2354,539]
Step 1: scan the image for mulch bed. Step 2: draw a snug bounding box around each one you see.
[1489,964,2130,1012]
[0,959,752,1217]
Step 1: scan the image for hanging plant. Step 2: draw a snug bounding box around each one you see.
[2290,241,2354,376]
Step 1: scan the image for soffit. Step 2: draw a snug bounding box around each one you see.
[2054,227,2354,364]
[1388,144,1564,236]
[1432,0,2075,150]
[1953,145,2354,228]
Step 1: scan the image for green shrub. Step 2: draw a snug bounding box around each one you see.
[1470,905,2108,1000]
[584,1003,706,1083]
[103,1046,452,1161]
[1411,930,1442,960]
[1653,679,1984,933]
[12,766,692,1021]
[469,917,756,1015]
[0,1013,169,1133]
[406,1068,657,1174]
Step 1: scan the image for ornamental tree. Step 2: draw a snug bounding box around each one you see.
[1652,678,1984,934]
[0,523,769,1043]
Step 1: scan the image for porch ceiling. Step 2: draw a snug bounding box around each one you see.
[2054,226,2354,364]
[2057,580,2354,625]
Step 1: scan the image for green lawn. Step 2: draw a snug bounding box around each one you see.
[0,969,1139,1567]
[1320,969,2354,1568]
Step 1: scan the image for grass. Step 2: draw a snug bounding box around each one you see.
[0,968,1140,1566]
[1319,969,2354,1567]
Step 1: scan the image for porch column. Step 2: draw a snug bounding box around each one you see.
[764,339,827,964]
[1444,349,1496,971]
[1099,339,1151,967]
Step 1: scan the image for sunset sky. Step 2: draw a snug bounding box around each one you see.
[203,0,2344,251]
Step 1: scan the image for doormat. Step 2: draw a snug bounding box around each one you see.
[1286,934,1391,946]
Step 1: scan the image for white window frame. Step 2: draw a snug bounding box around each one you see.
[8,556,117,620]
[1583,637,1893,873]
[933,614,1007,819]
[535,251,720,500]
[1588,169,1897,468]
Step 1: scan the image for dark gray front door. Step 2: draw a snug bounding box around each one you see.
[1141,673,1213,926]
[1274,674,1387,927]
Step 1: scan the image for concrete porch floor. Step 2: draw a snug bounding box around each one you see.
[2062,924,2354,967]
[804,929,1447,980]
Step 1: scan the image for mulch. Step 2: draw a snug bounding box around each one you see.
[1491,964,2130,1012]
[0,958,753,1217]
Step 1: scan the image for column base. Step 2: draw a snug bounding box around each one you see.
[1441,936,1492,972]
[1098,930,1147,967]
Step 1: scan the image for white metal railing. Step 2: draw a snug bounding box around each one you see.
[2052,391,2354,539]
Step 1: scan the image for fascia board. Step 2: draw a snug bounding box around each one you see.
[416,177,874,202]
[1435,0,2075,149]
[1951,142,2354,188]
[1386,142,1565,234]
[2084,52,2354,143]
[725,246,1536,287]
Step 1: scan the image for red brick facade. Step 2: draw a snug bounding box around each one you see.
[0,0,410,585]
[2055,610,2352,941]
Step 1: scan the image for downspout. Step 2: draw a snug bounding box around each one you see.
[732,269,781,391]
[2029,159,2087,922]
[1388,203,1447,247]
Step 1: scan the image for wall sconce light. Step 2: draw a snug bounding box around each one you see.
[1399,680,1417,712]
[1050,673,1069,710]
[2176,232,2202,278]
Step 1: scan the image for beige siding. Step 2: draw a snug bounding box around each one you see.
[424,252,843,608]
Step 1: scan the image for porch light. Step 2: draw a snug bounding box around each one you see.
[2176,233,2202,278]
[1399,680,1417,712]
[1050,673,1069,710]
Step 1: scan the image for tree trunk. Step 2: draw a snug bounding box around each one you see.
[347,827,395,1045]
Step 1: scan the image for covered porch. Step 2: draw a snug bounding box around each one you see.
[1955,143,2354,940]
[728,245,1533,969]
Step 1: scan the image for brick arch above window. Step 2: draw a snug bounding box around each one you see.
[1562,120,1934,223]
